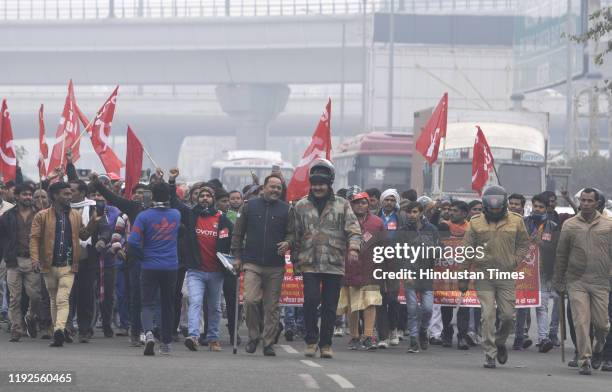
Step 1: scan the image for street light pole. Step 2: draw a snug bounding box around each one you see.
[387,0,395,133]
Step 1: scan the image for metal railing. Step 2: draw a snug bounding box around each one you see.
[0,0,518,20]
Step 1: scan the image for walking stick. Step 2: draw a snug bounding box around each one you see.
[233,272,240,355]
[559,293,566,363]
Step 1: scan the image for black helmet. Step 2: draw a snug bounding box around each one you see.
[482,185,507,222]
[309,158,335,185]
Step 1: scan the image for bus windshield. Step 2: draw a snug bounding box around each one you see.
[220,168,293,192]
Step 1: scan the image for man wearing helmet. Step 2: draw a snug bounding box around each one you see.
[287,159,362,359]
[462,185,530,369]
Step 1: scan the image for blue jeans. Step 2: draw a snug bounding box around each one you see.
[284,306,305,333]
[186,270,224,341]
[405,288,434,338]
[535,283,555,342]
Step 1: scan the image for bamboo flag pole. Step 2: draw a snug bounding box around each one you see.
[438,136,447,195]
[142,144,159,169]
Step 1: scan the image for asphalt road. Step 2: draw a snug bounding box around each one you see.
[0,319,610,392]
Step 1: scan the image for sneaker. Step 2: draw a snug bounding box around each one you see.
[129,335,141,347]
[429,336,443,345]
[139,332,146,345]
[418,329,428,351]
[115,328,129,337]
[159,343,171,355]
[184,336,198,351]
[484,355,496,369]
[601,360,612,371]
[549,334,560,347]
[263,345,276,356]
[320,346,333,359]
[496,345,508,365]
[592,351,603,370]
[579,360,592,375]
[9,331,21,342]
[304,343,318,357]
[274,322,284,345]
[143,331,155,356]
[209,341,223,352]
[466,331,479,346]
[333,327,344,337]
[245,339,259,354]
[284,330,294,342]
[64,329,74,343]
[407,337,420,353]
[24,316,37,338]
[377,339,389,349]
[538,338,554,353]
[348,337,361,350]
[568,353,579,368]
[103,325,114,338]
[389,329,400,346]
[49,329,64,347]
[457,337,469,350]
[522,338,532,349]
[362,336,377,351]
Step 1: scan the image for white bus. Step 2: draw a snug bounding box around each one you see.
[210,150,293,191]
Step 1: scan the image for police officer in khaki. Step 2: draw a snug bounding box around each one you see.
[554,188,612,375]
[462,185,530,369]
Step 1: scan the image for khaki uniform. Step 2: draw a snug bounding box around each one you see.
[464,211,530,359]
[553,211,612,366]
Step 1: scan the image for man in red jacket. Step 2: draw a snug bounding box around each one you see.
[337,186,385,351]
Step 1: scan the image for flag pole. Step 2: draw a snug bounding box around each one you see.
[142,144,159,169]
[492,164,501,187]
[438,136,447,195]
[70,116,96,150]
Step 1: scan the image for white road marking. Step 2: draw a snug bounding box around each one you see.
[327,374,355,389]
[299,374,320,389]
[280,344,299,354]
[300,359,322,368]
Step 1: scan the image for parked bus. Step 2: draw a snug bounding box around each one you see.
[210,150,293,192]
[333,132,413,191]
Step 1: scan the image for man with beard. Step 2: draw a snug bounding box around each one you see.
[462,185,530,369]
[288,159,361,359]
[0,184,41,342]
[232,174,291,356]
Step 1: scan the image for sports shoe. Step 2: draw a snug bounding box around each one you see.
[140,332,146,346]
[568,353,579,368]
[284,330,294,342]
[407,337,420,353]
[484,355,496,369]
[320,346,333,359]
[333,327,344,337]
[389,329,400,346]
[496,345,508,364]
[522,338,532,349]
[159,343,171,355]
[466,331,480,346]
[49,329,64,347]
[579,360,592,375]
[24,316,37,338]
[538,338,554,353]
[362,336,377,351]
[429,336,443,345]
[592,351,603,370]
[143,331,155,356]
[245,339,259,354]
[377,339,389,349]
[184,336,198,351]
[263,345,276,356]
[418,329,428,351]
[209,341,223,352]
[601,360,612,371]
[304,344,318,357]
[348,337,361,350]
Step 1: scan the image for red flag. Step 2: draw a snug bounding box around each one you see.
[472,126,495,195]
[286,99,332,201]
[77,86,124,176]
[38,104,49,178]
[415,92,448,164]
[0,100,17,181]
[124,126,144,200]
[48,80,81,172]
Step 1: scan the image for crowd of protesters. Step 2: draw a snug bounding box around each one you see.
[0,155,610,376]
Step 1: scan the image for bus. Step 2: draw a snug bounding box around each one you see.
[333,132,413,191]
[428,109,549,199]
[210,150,294,192]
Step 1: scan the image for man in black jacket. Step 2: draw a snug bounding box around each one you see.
[231,174,292,356]
[168,169,233,352]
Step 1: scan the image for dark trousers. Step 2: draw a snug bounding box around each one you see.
[376,290,399,340]
[140,269,177,345]
[115,265,129,329]
[128,260,142,338]
[69,262,97,335]
[602,291,612,361]
[173,266,187,334]
[100,267,116,328]
[38,274,52,330]
[441,306,469,339]
[303,273,342,348]
[223,273,241,341]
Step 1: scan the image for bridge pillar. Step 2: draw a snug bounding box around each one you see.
[215,84,290,150]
